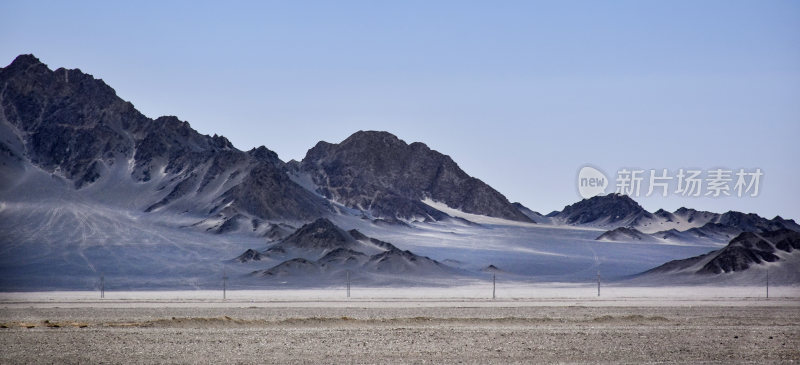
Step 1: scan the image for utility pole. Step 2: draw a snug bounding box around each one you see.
[766,269,769,299]
[492,273,496,300]
[597,270,600,297]
[100,273,105,299]
[346,271,351,298]
[223,267,228,301]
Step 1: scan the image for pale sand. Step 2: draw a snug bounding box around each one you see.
[1,296,798,364]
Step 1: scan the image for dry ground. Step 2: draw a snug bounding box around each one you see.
[1,300,798,364]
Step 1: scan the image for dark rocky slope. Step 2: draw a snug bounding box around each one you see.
[0,54,330,226]
[639,229,800,282]
[295,130,532,222]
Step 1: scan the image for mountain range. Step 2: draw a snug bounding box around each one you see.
[634,229,800,285]
[545,194,800,243]
[237,218,458,286]
[1,54,797,289]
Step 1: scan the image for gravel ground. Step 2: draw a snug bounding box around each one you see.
[1,303,798,364]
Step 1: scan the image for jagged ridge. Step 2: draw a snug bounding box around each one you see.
[295,130,532,223]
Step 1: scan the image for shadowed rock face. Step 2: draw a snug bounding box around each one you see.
[512,202,548,223]
[562,194,800,242]
[644,229,800,276]
[243,218,457,279]
[297,130,532,222]
[219,163,329,221]
[1,55,534,226]
[697,246,778,274]
[713,211,800,233]
[648,209,800,243]
[363,247,444,274]
[0,54,329,222]
[256,258,320,277]
[553,193,653,226]
[771,230,800,252]
[1,55,147,187]
[276,218,354,251]
[235,249,264,263]
[595,227,648,241]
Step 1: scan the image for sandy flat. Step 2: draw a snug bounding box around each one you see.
[1,294,798,364]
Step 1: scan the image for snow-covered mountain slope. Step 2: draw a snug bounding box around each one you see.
[239,218,461,286]
[512,202,552,224]
[420,199,538,227]
[594,210,800,245]
[1,54,798,290]
[0,183,726,289]
[644,208,800,237]
[631,229,800,285]
[261,218,396,260]
[325,211,721,284]
[556,195,799,245]
[595,227,657,242]
[0,181,762,290]
[0,197,259,290]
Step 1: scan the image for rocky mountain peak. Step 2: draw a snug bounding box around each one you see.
[247,145,281,164]
[340,130,407,148]
[0,53,328,221]
[281,218,350,246]
[7,54,44,69]
[641,228,800,282]
[300,217,338,232]
[553,193,652,226]
[298,131,531,222]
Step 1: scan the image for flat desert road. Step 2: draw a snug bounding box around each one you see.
[1,296,799,364]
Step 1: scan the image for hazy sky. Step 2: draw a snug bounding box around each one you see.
[2,1,799,219]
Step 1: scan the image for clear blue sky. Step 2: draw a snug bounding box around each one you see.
[2,1,799,219]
